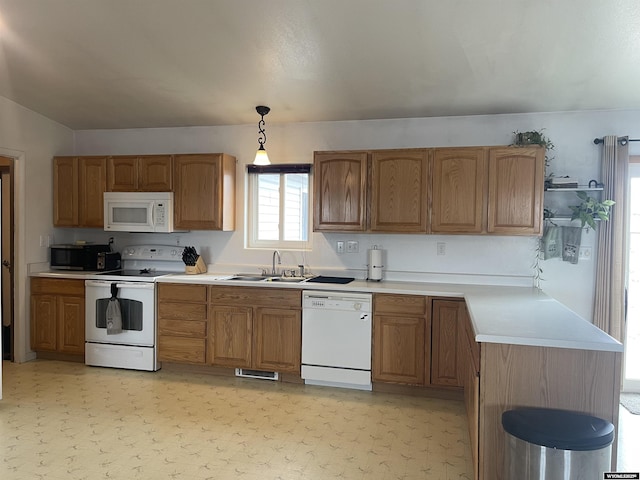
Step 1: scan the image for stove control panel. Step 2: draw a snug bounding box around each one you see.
[121,245,183,261]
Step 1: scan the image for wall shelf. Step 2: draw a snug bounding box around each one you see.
[545,216,601,222]
[545,187,603,192]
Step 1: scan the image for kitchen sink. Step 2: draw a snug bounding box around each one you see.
[228,274,308,283]
[228,275,272,281]
[264,276,307,283]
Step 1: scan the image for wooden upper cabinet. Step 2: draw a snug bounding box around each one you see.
[487,147,544,235]
[432,148,487,234]
[53,155,108,228]
[370,149,429,233]
[313,151,368,231]
[173,153,236,231]
[53,156,79,227]
[107,156,137,191]
[139,155,172,191]
[78,156,107,228]
[107,155,173,192]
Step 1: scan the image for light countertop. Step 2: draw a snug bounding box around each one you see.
[162,273,623,353]
[31,270,623,353]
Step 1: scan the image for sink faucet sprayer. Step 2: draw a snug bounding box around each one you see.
[272,250,281,275]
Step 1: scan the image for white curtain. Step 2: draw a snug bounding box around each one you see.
[593,135,629,342]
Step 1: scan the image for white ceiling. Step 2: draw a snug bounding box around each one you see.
[1,0,639,130]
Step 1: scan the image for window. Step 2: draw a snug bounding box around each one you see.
[247,164,311,249]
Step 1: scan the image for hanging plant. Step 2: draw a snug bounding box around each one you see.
[568,191,615,231]
[532,237,544,289]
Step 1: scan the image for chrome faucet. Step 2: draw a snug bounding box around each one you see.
[272,250,281,275]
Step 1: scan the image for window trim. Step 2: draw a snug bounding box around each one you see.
[246,164,312,250]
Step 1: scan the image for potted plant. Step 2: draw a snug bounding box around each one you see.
[569,191,615,231]
[512,129,555,177]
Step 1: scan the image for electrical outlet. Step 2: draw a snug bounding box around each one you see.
[336,241,345,254]
[437,242,446,256]
[347,240,359,253]
[579,246,592,260]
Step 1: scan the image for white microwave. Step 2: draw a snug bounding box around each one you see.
[104,191,177,233]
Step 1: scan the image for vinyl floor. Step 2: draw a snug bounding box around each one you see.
[0,360,473,480]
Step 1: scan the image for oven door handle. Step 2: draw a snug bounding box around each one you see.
[114,282,155,290]
[85,280,155,290]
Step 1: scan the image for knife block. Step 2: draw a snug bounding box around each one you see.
[185,256,207,274]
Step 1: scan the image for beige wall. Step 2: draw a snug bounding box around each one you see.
[0,95,74,362]
[71,109,640,322]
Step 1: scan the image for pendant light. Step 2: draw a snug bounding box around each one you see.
[254,105,271,165]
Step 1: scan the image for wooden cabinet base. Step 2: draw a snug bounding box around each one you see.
[479,343,621,480]
[373,382,462,400]
[159,362,303,383]
[35,351,84,363]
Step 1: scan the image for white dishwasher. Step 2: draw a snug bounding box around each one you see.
[302,290,372,391]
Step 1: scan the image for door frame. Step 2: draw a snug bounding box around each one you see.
[0,156,15,361]
[0,147,30,364]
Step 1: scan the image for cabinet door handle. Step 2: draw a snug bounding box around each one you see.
[2,260,10,269]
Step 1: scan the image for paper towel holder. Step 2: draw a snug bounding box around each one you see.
[367,245,384,282]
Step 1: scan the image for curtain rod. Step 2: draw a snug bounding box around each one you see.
[593,137,640,145]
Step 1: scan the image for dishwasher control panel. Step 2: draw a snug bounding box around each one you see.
[302,292,371,312]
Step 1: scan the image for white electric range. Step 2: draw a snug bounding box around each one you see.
[84,245,184,371]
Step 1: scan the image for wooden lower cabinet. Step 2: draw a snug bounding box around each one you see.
[478,344,621,480]
[159,285,301,374]
[208,305,252,367]
[30,278,85,355]
[373,314,426,384]
[373,294,466,388]
[431,299,464,387]
[372,294,428,384]
[458,305,481,480]
[456,305,621,480]
[208,287,302,374]
[157,283,208,364]
[253,307,301,372]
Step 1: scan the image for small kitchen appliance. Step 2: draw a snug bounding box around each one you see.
[50,244,111,270]
[96,251,121,271]
[103,191,177,233]
[84,244,184,371]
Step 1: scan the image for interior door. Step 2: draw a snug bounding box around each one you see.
[624,159,640,392]
[0,156,14,363]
